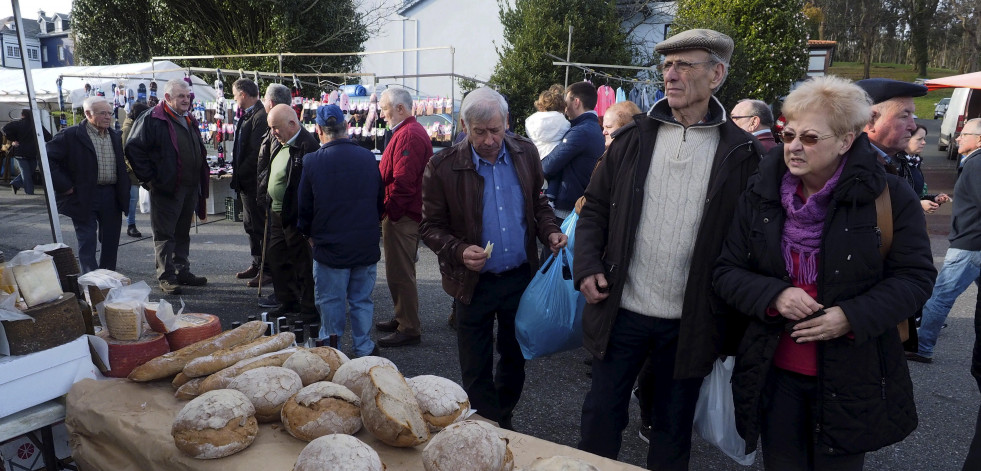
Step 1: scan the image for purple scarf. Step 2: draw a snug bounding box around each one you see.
[780,156,848,285]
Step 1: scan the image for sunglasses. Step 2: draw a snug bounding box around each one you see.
[780,131,835,146]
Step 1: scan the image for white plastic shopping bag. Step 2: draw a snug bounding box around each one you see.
[139,187,151,213]
[693,357,756,466]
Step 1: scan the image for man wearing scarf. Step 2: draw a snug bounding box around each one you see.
[126,79,210,295]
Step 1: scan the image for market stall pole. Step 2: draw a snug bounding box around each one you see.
[9,0,62,244]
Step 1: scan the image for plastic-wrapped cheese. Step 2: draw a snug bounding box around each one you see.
[407,375,471,431]
[9,252,61,307]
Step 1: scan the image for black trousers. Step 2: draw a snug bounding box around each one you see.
[761,368,865,471]
[266,210,315,314]
[239,189,267,270]
[579,309,703,471]
[963,291,981,470]
[456,266,531,428]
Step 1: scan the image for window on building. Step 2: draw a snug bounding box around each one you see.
[42,47,47,62]
[7,46,20,58]
[58,47,64,61]
[27,48,39,60]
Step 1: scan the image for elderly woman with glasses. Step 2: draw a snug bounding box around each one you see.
[713,75,937,470]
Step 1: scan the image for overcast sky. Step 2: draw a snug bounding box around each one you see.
[1,0,74,20]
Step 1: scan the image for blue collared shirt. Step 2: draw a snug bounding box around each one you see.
[473,144,527,273]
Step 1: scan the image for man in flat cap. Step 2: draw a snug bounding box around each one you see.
[575,28,763,469]
[856,78,927,160]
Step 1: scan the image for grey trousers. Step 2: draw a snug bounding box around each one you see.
[150,185,199,280]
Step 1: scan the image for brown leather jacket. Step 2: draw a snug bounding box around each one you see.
[420,134,562,304]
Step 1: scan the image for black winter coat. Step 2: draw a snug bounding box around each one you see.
[573,96,764,379]
[256,128,320,227]
[713,136,937,456]
[230,104,268,193]
[124,103,209,198]
[46,123,130,221]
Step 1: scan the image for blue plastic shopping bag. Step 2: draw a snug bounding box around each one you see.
[560,211,578,256]
[514,248,584,359]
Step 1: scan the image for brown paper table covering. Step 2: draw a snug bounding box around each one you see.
[66,378,644,470]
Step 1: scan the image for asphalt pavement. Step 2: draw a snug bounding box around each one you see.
[0,117,977,470]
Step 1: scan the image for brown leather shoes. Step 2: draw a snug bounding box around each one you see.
[236,265,259,279]
[247,273,273,288]
[375,318,400,332]
[377,331,421,347]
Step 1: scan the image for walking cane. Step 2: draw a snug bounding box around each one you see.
[257,205,270,298]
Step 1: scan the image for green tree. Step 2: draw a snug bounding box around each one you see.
[71,0,373,85]
[672,0,809,107]
[491,0,634,133]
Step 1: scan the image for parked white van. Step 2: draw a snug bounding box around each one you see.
[939,87,981,160]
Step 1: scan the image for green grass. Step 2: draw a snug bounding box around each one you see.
[827,62,958,118]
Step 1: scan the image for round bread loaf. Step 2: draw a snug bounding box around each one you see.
[282,382,362,441]
[422,420,513,471]
[332,356,396,397]
[283,350,332,386]
[307,347,350,381]
[526,456,600,471]
[293,434,384,471]
[228,366,303,422]
[172,389,258,459]
[360,365,429,447]
[407,375,471,431]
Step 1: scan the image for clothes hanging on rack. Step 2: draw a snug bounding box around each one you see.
[595,85,615,117]
[615,87,626,104]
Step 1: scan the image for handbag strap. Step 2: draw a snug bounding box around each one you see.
[874,185,892,259]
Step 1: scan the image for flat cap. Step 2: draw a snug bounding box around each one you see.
[316,104,345,127]
[855,78,927,104]
[655,29,734,64]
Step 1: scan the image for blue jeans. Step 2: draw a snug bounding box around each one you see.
[127,185,138,226]
[579,309,704,470]
[917,247,981,357]
[313,261,376,357]
[11,157,36,194]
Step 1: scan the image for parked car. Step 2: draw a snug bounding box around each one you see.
[934,97,951,119]
[938,88,981,160]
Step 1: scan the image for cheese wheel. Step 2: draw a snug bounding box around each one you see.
[422,420,514,471]
[407,375,471,431]
[166,313,222,350]
[293,434,383,471]
[281,382,362,441]
[97,329,171,378]
[172,389,257,459]
[105,300,143,341]
[144,301,165,333]
[10,256,61,307]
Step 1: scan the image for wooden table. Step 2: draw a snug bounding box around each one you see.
[0,398,71,470]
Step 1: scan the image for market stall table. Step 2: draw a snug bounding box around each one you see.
[66,378,644,470]
[0,398,68,471]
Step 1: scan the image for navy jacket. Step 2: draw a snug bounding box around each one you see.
[297,138,384,269]
[541,112,605,211]
[46,123,130,221]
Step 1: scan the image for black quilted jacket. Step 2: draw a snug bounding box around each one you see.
[714,136,937,455]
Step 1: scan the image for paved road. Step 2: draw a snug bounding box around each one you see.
[1,118,977,470]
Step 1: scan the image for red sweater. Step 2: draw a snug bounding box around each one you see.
[378,116,433,222]
[769,251,819,376]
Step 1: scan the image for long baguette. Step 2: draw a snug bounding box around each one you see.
[128,321,267,382]
[172,372,192,389]
[175,377,206,400]
[198,348,297,393]
[183,332,295,378]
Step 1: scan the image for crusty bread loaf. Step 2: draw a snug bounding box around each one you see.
[128,321,267,382]
[283,350,332,386]
[183,332,295,378]
[228,366,303,423]
[281,382,362,441]
[198,348,297,393]
[360,365,429,447]
[307,347,350,381]
[293,434,384,471]
[526,456,599,471]
[422,420,514,471]
[175,377,206,400]
[332,356,396,398]
[172,372,192,389]
[172,389,258,459]
[407,375,471,431]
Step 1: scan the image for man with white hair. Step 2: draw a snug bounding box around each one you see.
[374,87,433,348]
[47,96,130,274]
[420,87,566,429]
[126,79,210,295]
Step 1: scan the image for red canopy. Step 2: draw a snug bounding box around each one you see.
[925,71,981,91]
